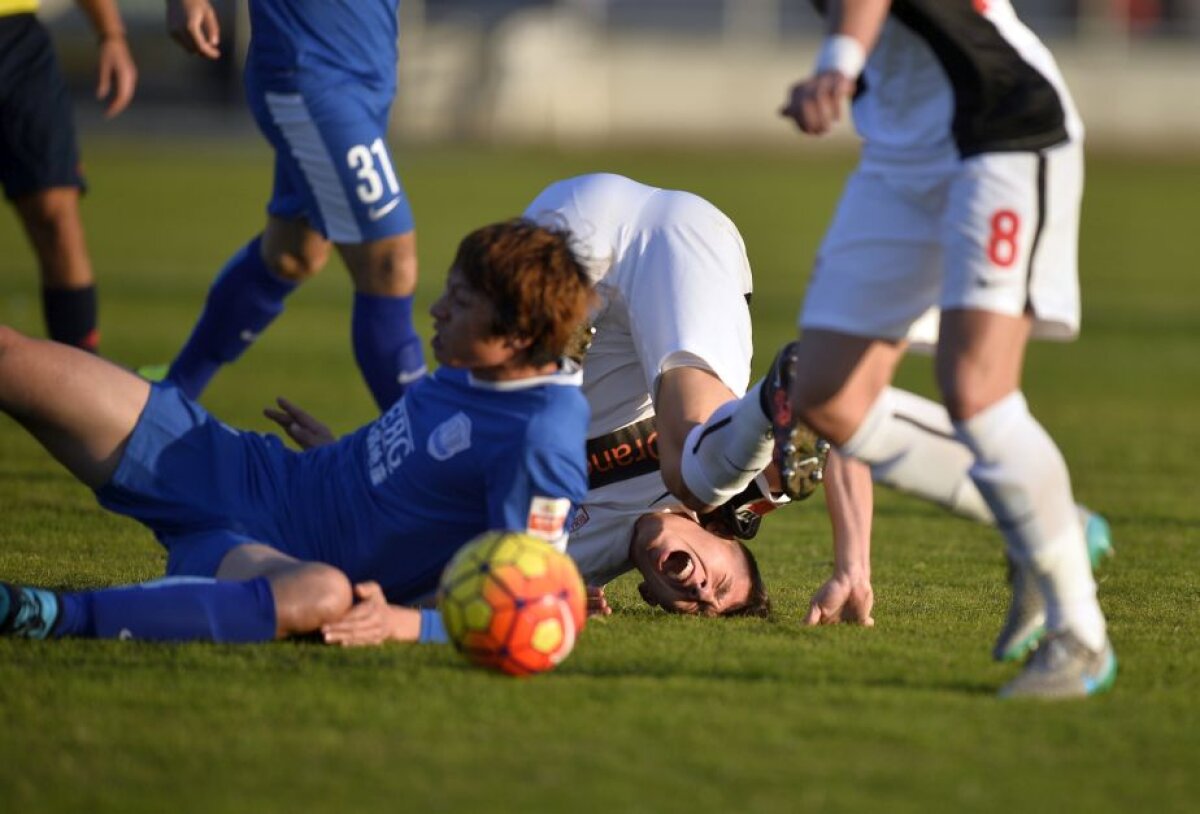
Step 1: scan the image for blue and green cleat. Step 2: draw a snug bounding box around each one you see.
[992,506,1114,663]
[0,582,61,639]
[999,631,1118,699]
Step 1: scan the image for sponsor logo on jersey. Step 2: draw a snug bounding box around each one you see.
[587,416,660,489]
[366,400,416,485]
[427,412,472,461]
[527,496,571,541]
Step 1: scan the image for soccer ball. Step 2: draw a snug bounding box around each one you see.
[437,531,587,676]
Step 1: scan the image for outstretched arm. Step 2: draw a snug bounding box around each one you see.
[779,0,891,136]
[805,449,875,626]
[76,0,137,117]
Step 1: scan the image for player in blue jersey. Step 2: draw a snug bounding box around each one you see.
[0,219,592,646]
[157,0,424,411]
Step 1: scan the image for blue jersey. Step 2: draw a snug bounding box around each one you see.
[285,366,589,599]
[96,365,589,604]
[247,0,399,92]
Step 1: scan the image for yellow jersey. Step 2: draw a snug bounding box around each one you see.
[0,0,39,16]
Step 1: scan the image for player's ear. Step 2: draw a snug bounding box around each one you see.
[505,335,534,352]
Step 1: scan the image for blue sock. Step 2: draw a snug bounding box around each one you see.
[352,291,427,411]
[55,577,277,643]
[167,236,298,399]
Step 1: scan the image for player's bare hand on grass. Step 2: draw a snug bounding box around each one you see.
[322,581,414,646]
[587,585,612,617]
[804,573,874,626]
[264,397,336,449]
[166,0,221,59]
[780,72,856,136]
[95,36,137,118]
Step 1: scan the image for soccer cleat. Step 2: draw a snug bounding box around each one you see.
[993,556,1046,662]
[993,506,1115,662]
[998,631,1117,699]
[759,341,829,501]
[0,582,60,639]
[1081,507,1114,569]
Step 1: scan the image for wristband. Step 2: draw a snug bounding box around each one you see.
[418,609,449,644]
[815,34,866,80]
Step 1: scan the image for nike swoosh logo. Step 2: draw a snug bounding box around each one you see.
[368,197,402,221]
[397,366,427,385]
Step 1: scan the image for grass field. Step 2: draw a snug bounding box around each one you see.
[1,140,1198,813]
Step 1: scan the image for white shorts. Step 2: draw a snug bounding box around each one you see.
[800,139,1083,348]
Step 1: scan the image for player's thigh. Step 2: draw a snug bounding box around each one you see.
[791,329,906,444]
[0,16,83,202]
[0,328,148,488]
[247,77,415,246]
[941,142,1082,341]
[800,170,945,342]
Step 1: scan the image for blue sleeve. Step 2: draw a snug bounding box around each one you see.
[486,438,588,542]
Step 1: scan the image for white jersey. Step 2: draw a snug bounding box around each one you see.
[523,173,754,585]
[843,0,1083,169]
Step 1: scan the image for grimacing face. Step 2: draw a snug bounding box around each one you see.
[628,511,753,616]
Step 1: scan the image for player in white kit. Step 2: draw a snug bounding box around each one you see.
[524,173,1024,623]
[685,1,1113,697]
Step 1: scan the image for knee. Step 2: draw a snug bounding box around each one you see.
[795,399,859,446]
[349,240,418,295]
[271,563,353,635]
[18,188,77,229]
[0,324,27,358]
[264,236,331,284]
[936,367,999,421]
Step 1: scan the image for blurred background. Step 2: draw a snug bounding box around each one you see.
[41,0,1200,150]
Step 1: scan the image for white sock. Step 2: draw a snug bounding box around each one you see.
[680,382,773,505]
[841,388,993,523]
[954,392,1107,650]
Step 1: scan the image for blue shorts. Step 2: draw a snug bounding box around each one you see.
[95,385,300,577]
[244,62,415,243]
[0,14,84,200]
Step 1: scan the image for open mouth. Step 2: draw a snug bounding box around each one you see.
[660,550,694,584]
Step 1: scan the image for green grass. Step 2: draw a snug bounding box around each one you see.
[1,141,1199,813]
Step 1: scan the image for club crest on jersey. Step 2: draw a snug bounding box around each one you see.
[527,496,571,542]
[427,412,472,461]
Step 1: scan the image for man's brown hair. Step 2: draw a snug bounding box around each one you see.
[724,541,771,619]
[453,219,592,366]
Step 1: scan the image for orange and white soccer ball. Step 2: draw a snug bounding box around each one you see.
[437,531,587,676]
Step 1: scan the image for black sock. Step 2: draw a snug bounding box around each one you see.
[42,285,99,352]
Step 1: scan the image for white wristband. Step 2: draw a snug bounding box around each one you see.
[815,34,866,80]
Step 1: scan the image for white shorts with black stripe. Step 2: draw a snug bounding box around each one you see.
[799,139,1083,349]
